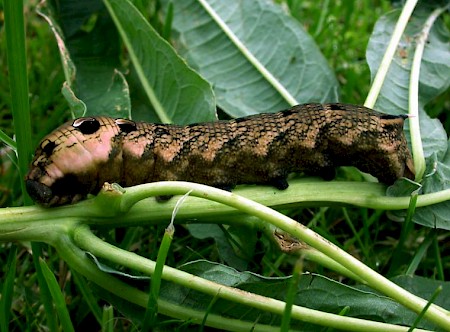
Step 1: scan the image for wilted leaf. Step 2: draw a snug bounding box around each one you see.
[39,0,131,118]
[103,0,216,124]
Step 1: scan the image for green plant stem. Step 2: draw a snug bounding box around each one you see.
[1,181,448,329]
[364,0,418,108]
[72,225,427,332]
[261,223,365,283]
[1,180,450,227]
[117,182,450,329]
[409,286,443,332]
[300,248,365,283]
[408,5,448,181]
[53,228,303,332]
[8,219,281,331]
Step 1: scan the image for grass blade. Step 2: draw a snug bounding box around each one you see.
[280,259,302,332]
[3,0,33,205]
[141,192,191,330]
[101,305,114,332]
[72,271,103,324]
[0,245,17,332]
[39,258,75,332]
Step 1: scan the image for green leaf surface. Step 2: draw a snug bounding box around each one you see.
[187,224,257,271]
[367,5,449,156]
[359,274,450,331]
[411,142,450,229]
[165,0,339,118]
[103,0,216,124]
[39,0,131,118]
[161,260,445,330]
[367,4,450,229]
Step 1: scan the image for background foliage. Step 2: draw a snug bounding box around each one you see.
[1,0,450,331]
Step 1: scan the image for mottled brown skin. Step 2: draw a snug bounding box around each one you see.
[26,103,415,206]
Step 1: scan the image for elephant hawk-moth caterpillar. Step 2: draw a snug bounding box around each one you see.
[26,103,415,206]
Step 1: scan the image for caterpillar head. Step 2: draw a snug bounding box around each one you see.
[25,117,133,206]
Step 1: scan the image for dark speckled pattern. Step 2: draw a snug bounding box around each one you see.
[26,103,415,206]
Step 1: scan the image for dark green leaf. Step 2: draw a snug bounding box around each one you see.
[160,260,444,330]
[187,224,257,271]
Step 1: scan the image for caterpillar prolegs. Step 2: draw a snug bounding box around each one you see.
[26,103,415,206]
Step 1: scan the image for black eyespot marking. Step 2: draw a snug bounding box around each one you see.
[41,140,56,156]
[115,118,137,133]
[73,117,100,134]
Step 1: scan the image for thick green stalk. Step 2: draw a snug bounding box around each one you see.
[1,180,450,228]
[73,225,427,332]
[408,6,449,181]
[116,182,450,329]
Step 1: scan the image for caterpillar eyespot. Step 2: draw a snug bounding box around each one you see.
[25,103,415,206]
[115,118,137,133]
[73,117,100,134]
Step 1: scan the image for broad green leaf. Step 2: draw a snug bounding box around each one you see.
[39,0,131,118]
[390,275,450,314]
[367,3,450,229]
[160,260,444,330]
[165,0,339,118]
[103,0,216,124]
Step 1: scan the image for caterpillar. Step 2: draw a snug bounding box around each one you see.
[26,103,415,206]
